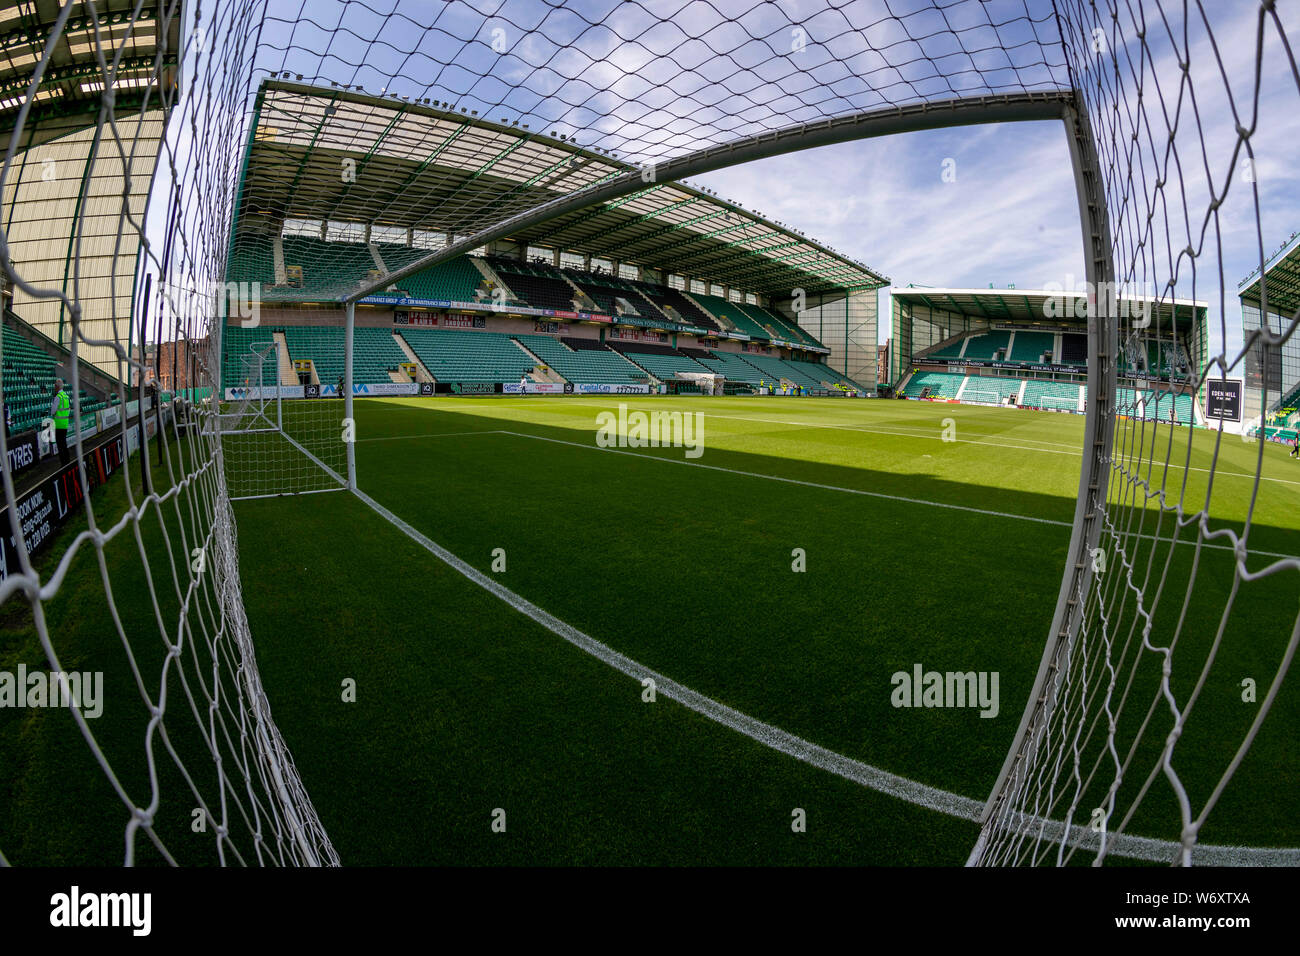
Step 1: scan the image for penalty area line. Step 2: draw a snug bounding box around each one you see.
[347,484,1297,865]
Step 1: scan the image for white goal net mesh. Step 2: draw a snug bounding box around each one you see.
[0,0,1295,867]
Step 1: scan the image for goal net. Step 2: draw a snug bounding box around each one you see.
[1032,395,1079,413]
[961,389,1007,406]
[218,342,347,501]
[1,0,1296,870]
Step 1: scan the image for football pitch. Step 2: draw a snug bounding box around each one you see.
[239,396,1300,864]
[4,396,1297,865]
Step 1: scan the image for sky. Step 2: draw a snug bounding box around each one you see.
[150,0,1300,364]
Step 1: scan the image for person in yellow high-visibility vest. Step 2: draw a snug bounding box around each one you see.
[50,379,71,464]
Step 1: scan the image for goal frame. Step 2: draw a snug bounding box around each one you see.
[218,337,355,501]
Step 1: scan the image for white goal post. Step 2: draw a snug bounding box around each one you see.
[217,341,349,501]
[1030,395,1080,412]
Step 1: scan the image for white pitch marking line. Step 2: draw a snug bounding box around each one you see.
[493,430,1299,562]
[356,429,506,443]
[495,430,1070,527]
[470,399,1300,488]
[355,426,1298,560]
[350,484,1299,866]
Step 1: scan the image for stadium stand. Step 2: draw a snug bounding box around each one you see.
[397,255,486,302]
[279,236,375,298]
[786,358,866,391]
[513,334,647,384]
[1116,386,1195,424]
[281,326,410,384]
[1009,330,1055,362]
[401,328,534,384]
[738,353,825,388]
[0,328,110,433]
[1060,332,1087,366]
[488,259,581,312]
[696,349,766,384]
[1021,378,1082,410]
[959,374,1021,403]
[629,281,720,331]
[607,340,710,380]
[906,370,966,399]
[691,293,772,340]
[959,330,1012,360]
[221,325,277,389]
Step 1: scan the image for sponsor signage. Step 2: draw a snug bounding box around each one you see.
[576,383,652,394]
[920,356,1085,376]
[355,382,419,396]
[4,430,39,477]
[362,295,616,326]
[1204,379,1242,422]
[453,382,497,395]
[503,383,566,394]
[304,384,321,398]
[419,382,435,396]
[224,385,307,400]
[0,418,160,582]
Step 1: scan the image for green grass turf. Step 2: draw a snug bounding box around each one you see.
[2,396,1296,864]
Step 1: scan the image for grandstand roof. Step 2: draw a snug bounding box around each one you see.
[1238,229,1300,318]
[891,286,1207,328]
[0,1,177,153]
[233,79,888,299]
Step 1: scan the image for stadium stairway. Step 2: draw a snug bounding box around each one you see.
[513,334,647,384]
[401,328,536,384]
[272,331,298,385]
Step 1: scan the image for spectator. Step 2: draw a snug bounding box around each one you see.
[3,401,12,436]
[50,379,71,464]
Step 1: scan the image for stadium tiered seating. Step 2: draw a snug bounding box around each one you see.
[513,334,646,383]
[491,265,579,310]
[959,330,1012,360]
[927,336,967,358]
[226,237,276,289]
[691,293,771,340]
[354,328,412,382]
[959,375,1021,403]
[696,350,766,384]
[279,236,376,298]
[3,327,60,432]
[373,242,431,273]
[1060,332,1087,365]
[559,269,644,315]
[398,255,485,302]
[401,328,534,383]
[281,326,409,384]
[221,326,277,389]
[1021,379,1082,410]
[786,358,867,391]
[739,302,812,345]
[283,327,344,383]
[1009,331,1055,362]
[629,282,719,331]
[737,354,825,388]
[1143,389,1195,424]
[906,371,965,399]
[607,341,710,381]
[1116,387,1195,424]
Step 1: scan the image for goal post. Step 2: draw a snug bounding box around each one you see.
[219,339,349,501]
[1031,395,1080,413]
